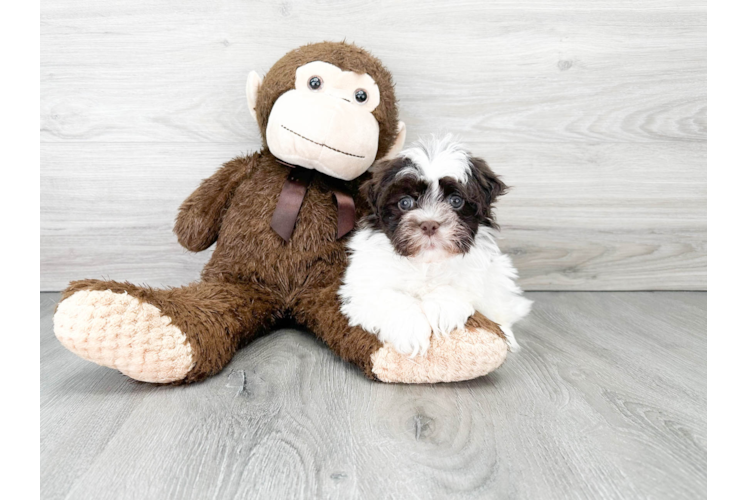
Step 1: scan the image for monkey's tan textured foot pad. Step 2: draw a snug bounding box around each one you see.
[371,327,508,384]
[54,290,194,383]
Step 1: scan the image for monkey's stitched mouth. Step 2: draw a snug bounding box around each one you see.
[281,125,365,159]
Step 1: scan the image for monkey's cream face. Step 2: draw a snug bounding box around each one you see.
[265,61,383,181]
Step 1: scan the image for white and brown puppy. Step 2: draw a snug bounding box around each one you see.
[339,136,532,356]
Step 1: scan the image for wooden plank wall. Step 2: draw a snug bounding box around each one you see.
[40,0,706,291]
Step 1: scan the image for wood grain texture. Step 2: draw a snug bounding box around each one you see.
[41,0,705,144]
[41,291,707,500]
[41,142,705,290]
[40,0,707,290]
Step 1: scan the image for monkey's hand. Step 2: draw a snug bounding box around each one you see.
[174,153,256,252]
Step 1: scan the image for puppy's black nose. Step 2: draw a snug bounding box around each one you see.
[420,221,440,236]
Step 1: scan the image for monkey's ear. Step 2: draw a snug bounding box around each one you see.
[246,71,263,122]
[381,121,407,160]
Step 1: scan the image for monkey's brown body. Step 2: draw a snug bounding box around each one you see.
[54,42,510,384]
[62,152,385,382]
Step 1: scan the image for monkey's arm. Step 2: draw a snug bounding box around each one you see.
[174,154,256,252]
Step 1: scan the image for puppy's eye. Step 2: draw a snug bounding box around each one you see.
[308,76,323,90]
[354,89,368,103]
[398,196,415,211]
[448,194,464,209]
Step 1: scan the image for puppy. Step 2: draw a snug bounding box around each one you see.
[339,136,532,356]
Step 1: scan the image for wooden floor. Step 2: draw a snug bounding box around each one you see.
[40,292,706,500]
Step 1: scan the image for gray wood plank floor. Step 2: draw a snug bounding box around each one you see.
[40,292,706,500]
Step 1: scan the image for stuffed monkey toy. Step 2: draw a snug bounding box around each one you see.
[54,42,509,384]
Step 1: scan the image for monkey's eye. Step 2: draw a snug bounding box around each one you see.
[308,76,323,91]
[354,89,368,103]
[398,196,415,211]
[448,194,464,209]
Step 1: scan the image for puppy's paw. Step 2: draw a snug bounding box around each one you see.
[500,325,521,352]
[377,310,433,357]
[421,299,474,338]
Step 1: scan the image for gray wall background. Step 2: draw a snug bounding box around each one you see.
[40,0,706,291]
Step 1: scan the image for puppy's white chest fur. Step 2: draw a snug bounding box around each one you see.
[339,227,531,356]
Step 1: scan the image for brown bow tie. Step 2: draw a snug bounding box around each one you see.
[270,159,356,242]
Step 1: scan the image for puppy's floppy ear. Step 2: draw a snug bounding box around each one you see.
[361,161,386,212]
[469,156,509,206]
[362,157,395,212]
[360,177,379,212]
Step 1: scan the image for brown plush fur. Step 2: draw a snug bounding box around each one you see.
[254,42,400,161]
[464,311,507,340]
[57,42,505,383]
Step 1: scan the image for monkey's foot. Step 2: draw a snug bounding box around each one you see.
[54,289,195,383]
[370,315,508,384]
